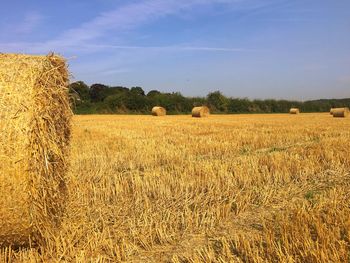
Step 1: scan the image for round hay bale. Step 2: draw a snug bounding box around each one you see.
[0,53,72,247]
[332,107,349,118]
[152,106,166,116]
[192,106,210,118]
[330,108,336,115]
[289,108,300,114]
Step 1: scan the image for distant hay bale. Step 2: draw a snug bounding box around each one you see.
[332,107,349,118]
[152,106,166,116]
[290,108,300,114]
[192,106,210,118]
[330,108,336,115]
[0,53,72,247]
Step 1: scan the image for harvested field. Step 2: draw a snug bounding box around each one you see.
[1,113,350,262]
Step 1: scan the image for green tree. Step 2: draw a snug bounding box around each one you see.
[105,93,128,111]
[228,98,251,113]
[69,79,350,115]
[89,83,109,102]
[147,90,161,97]
[69,81,90,101]
[130,87,145,96]
[207,91,228,112]
[106,86,129,97]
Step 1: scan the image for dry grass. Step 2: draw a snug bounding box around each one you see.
[289,108,300,114]
[1,113,350,262]
[332,107,349,118]
[0,54,71,248]
[192,106,210,117]
[152,106,166,116]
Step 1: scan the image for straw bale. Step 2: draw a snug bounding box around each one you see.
[330,108,336,115]
[152,106,166,116]
[0,53,72,247]
[332,107,349,118]
[192,106,210,117]
[289,108,300,114]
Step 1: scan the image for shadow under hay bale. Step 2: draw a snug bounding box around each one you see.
[192,106,210,118]
[332,107,349,118]
[152,106,166,116]
[289,108,300,114]
[0,53,72,247]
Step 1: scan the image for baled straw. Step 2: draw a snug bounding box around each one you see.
[0,53,72,247]
[152,106,166,116]
[330,108,336,115]
[289,108,300,114]
[332,107,349,118]
[192,106,210,118]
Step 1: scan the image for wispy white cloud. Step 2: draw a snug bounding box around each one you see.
[0,11,44,43]
[0,0,245,53]
[99,68,132,76]
[15,11,45,34]
[0,42,251,54]
[77,44,253,52]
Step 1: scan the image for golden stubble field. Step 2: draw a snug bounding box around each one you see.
[2,113,350,262]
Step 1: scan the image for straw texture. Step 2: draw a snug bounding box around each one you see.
[290,108,300,114]
[332,107,349,118]
[0,53,72,247]
[152,106,166,116]
[192,106,210,118]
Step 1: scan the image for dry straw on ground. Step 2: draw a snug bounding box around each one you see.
[152,106,166,116]
[192,106,210,117]
[290,108,300,114]
[1,113,350,262]
[332,107,349,118]
[0,53,72,247]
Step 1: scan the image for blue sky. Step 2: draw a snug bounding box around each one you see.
[1,0,349,100]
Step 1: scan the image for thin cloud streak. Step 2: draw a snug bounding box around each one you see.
[0,11,44,42]
[0,42,257,54]
[15,12,45,34]
[99,68,132,76]
[80,44,254,52]
[0,0,240,54]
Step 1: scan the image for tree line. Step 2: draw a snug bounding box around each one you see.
[69,81,350,114]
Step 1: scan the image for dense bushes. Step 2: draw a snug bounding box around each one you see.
[69,81,350,114]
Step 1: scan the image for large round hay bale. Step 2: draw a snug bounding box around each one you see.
[152,106,166,116]
[289,108,300,114]
[0,53,72,247]
[192,106,210,118]
[332,107,349,118]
